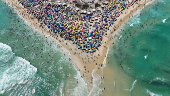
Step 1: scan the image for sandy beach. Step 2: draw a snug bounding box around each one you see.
[3,0,153,94]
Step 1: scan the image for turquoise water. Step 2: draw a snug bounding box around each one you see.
[0,1,89,95]
[1,0,170,95]
[107,0,170,95]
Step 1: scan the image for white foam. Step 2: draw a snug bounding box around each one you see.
[128,7,142,25]
[59,81,64,96]
[119,35,122,39]
[145,1,152,6]
[162,19,166,23]
[88,46,110,95]
[154,77,168,82]
[88,69,102,96]
[146,89,162,96]
[102,46,109,69]
[150,77,168,83]
[71,77,88,96]
[0,42,37,93]
[0,90,5,94]
[64,58,88,96]
[130,23,133,26]
[69,66,88,96]
[32,88,35,94]
[144,0,156,8]
[129,80,137,92]
[18,80,24,84]
[0,42,14,62]
[144,54,148,59]
[0,57,37,92]
[88,47,110,95]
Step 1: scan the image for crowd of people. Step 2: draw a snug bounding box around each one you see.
[18,0,137,53]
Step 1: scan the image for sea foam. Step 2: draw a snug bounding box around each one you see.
[0,42,14,62]
[88,69,102,96]
[146,89,162,96]
[125,80,137,92]
[162,19,166,23]
[0,42,37,94]
[129,80,137,92]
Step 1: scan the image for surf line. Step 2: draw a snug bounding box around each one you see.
[125,80,137,92]
[88,46,110,96]
[102,46,110,74]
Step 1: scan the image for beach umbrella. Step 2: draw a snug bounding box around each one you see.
[63,3,67,6]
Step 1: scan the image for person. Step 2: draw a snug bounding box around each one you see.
[18,0,138,53]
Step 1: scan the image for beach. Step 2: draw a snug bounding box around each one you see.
[3,0,153,94]
[100,0,170,95]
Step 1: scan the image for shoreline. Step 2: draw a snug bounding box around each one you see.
[4,0,153,94]
[99,0,156,95]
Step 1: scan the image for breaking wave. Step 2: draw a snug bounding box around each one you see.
[0,42,37,94]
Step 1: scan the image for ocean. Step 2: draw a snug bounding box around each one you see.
[0,0,91,95]
[102,0,170,96]
[1,0,170,96]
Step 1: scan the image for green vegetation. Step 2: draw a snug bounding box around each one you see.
[75,3,89,9]
[83,4,89,9]
[75,3,81,8]
[95,3,101,8]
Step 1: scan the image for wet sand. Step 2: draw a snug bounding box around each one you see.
[4,0,152,94]
[98,0,156,95]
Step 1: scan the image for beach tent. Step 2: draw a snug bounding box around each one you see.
[80,10,84,14]
[103,1,108,5]
[26,5,31,7]
[87,12,91,15]
[101,5,104,8]
[70,12,73,15]
[63,3,67,6]
[76,8,79,11]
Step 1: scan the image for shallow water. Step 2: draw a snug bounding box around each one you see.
[102,0,170,95]
[1,0,170,95]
